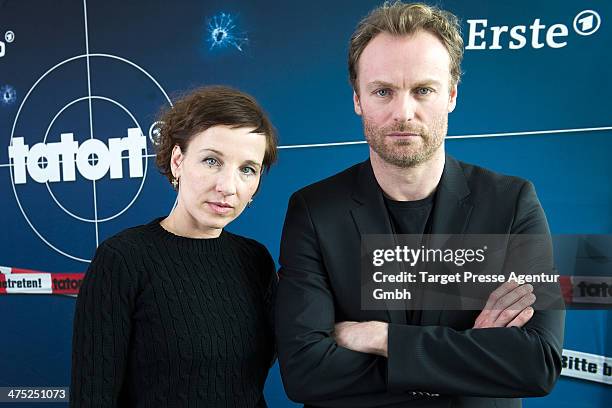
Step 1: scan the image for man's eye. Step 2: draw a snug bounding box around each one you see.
[203,157,219,166]
[416,87,433,96]
[375,89,391,97]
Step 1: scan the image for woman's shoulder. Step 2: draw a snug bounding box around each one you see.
[225,232,275,266]
[95,218,162,257]
[225,233,278,290]
[85,219,165,292]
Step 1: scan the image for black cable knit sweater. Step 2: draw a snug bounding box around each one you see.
[70,218,277,407]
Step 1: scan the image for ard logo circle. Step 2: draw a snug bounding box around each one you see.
[573,10,601,36]
[9,54,172,262]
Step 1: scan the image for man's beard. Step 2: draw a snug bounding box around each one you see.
[363,115,447,168]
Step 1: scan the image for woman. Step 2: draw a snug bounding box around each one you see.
[71,86,278,407]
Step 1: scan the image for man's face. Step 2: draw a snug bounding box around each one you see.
[354,30,458,168]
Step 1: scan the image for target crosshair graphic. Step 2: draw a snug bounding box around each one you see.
[8,0,173,262]
[5,2,612,263]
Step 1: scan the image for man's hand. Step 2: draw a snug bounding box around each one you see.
[334,321,388,357]
[334,282,534,357]
[473,281,536,329]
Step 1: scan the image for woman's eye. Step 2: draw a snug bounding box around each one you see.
[203,157,219,166]
[241,167,256,176]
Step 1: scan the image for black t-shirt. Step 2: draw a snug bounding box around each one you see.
[384,192,436,324]
[384,193,435,236]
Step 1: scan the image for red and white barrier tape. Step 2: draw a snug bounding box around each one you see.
[560,276,612,305]
[561,349,612,385]
[1,265,608,302]
[0,265,83,295]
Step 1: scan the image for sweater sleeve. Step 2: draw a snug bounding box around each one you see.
[70,241,136,407]
[263,249,278,318]
[260,246,279,368]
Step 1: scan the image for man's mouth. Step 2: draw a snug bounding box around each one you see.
[386,132,420,138]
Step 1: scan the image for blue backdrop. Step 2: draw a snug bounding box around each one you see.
[0,1,610,407]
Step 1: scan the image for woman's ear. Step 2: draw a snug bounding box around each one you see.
[170,145,184,179]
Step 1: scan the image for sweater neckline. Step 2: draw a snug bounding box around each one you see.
[147,217,229,252]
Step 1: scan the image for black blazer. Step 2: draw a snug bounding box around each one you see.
[275,156,565,408]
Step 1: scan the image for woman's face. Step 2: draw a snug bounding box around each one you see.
[171,125,267,237]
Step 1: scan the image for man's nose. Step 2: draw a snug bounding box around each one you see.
[215,168,237,196]
[392,92,416,123]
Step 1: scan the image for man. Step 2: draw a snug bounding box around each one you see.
[275,2,565,407]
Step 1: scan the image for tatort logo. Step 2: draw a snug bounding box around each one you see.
[576,281,612,299]
[8,129,146,184]
[7,51,172,263]
[466,10,601,50]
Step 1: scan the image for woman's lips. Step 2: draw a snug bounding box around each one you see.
[207,202,234,214]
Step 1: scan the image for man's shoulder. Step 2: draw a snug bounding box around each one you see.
[292,160,364,202]
[287,156,536,208]
[454,158,533,197]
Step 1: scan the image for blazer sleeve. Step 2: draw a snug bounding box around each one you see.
[275,191,389,403]
[70,241,135,407]
[386,181,565,397]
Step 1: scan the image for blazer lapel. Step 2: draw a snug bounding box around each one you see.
[350,160,407,325]
[421,155,474,326]
[430,155,473,235]
[347,157,475,326]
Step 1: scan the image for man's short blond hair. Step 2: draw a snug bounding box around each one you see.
[348,1,464,92]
